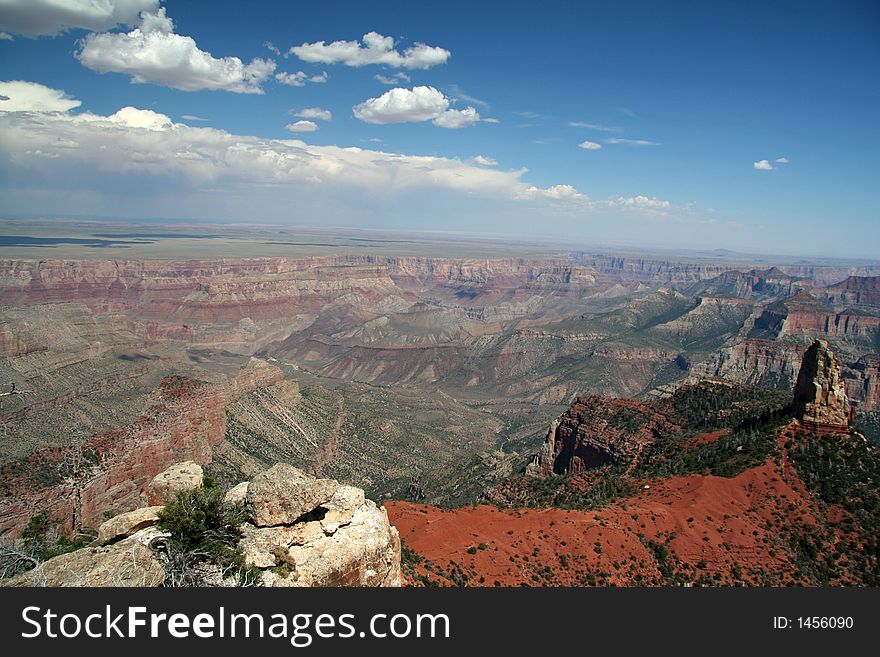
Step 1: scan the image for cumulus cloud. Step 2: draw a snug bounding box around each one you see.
[375,72,410,85]
[293,107,332,121]
[0,0,157,37]
[606,137,660,146]
[290,32,449,69]
[353,86,492,128]
[353,86,449,124]
[285,120,318,133]
[612,195,671,209]
[432,106,482,129]
[473,155,498,166]
[578,140,602,150]
[275,70,328,87]
[753,159,774,170]
[77,8,276,94]
[0,79,82,112]
[775,156,789,164]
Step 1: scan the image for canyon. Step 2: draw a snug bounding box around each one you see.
[0,228,878,586]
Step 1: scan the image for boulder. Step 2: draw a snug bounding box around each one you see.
[246,463,337,527]
[793,340,850,431]
[241,499,401,587]
[144,461,204,505]
[224,481,250,505]
[319,485,365,535]
[97,506,164,544]
[7,536,164,587]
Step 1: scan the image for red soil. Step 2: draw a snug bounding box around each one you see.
[386,439,829,586]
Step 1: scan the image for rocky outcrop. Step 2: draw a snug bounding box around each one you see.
[96,506,164,544]
[245,463,338,527]
[143,461,203,505]
[527,396,681,476]
[792,340,850,432]
[6,535,165,587]
[239,472,401,587]
[5,463,401,588]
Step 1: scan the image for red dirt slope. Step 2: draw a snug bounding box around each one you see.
[387,433,840,586]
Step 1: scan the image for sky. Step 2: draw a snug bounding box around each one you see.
[0,0,877,258]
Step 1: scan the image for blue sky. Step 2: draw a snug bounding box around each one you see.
[0,0,877,257]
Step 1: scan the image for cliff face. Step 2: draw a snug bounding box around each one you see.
[527,396,681,476]
[821,275,880,309]
[792,340,850,431]
[687,268,812,301]
[0,358,282,537]
[0,258,414,352]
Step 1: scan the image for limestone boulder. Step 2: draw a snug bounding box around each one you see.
[246,463,337,527]
[97,506,164,544]
[144,461,203,505]
[224,481,250,505]
[241,499,401,587]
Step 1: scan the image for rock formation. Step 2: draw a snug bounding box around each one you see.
[2,462,401,588]
[143,461,204,506]
[527,396,681,476]
[792,340,850,431]
[245,463,337,527]
[6,534,165,587]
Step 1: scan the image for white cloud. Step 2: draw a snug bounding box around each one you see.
[275,70,328,87]
[290,32,449,69]
[578,140,602,150]
[606,137,660,146]
[775,156,789,164]
[286,120,318,133]
[181,114,209,122]
[432,106,482,129]
[0,85,581,205]
[264,41,281,55]
[0,81,685,230]
[353,86,492,128]
[0,31,13,40]
[77,9,276,94]
[374,72,410,85]
[353,86,449,124]
[293,107,332,121]
[108,105,171,130]
[568,121,619,132]
[0,79,82,112]
[612,195,671,209]
[753,159,774,170]
[0,0,157,37]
